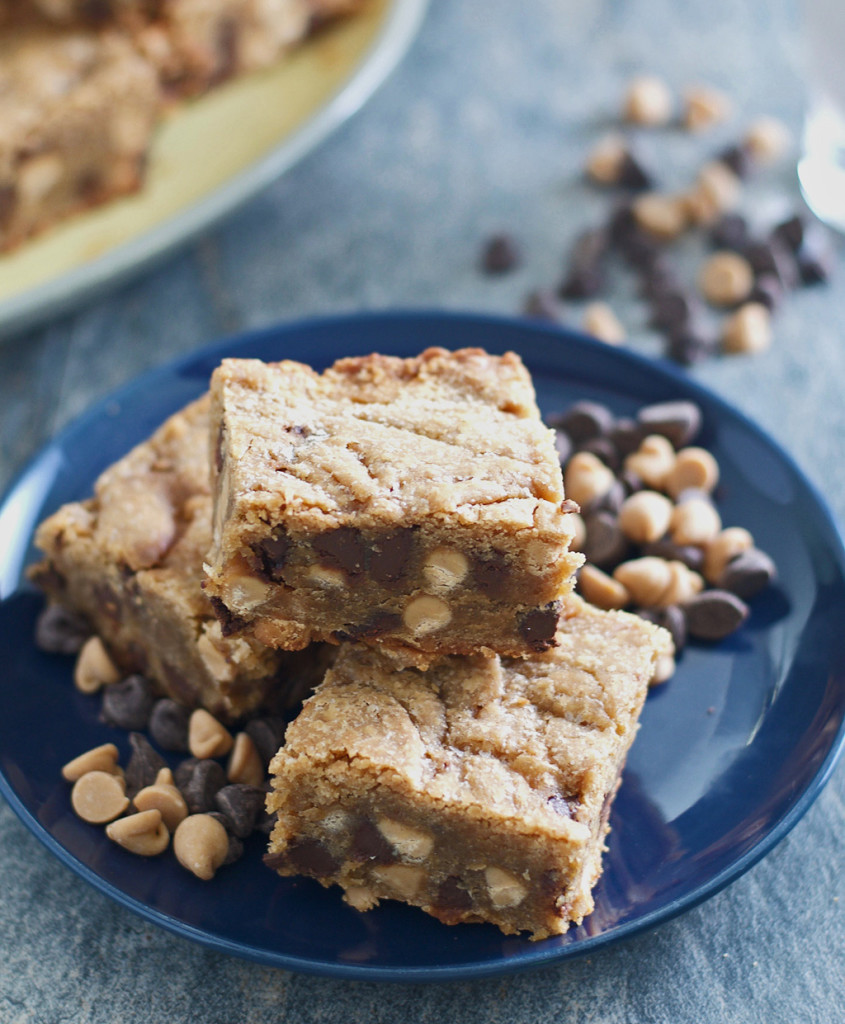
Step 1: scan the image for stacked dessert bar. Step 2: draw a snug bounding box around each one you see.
[32,346,671,939]
[0,0,366,250]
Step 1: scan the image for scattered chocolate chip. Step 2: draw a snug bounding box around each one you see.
[35,604,91,655]
[214,784,266,839]
[251,530,290,582]
[582,510,630,569]
[176,757,226,814]
[744,239,798,290]
[641,538,705,572]
[649,289,696,333]
[718,548,777,599]
[522,289,563,321]
[552,400,615,444]
[369,529,416,585]
[637,400,702,448]
[518,602,560,650]
[796,227,834,285]
[666,327,718,366]
[313,527,366,575]
[716,144,752,180]
[589,477,627,515]
[100,674,155,731]
[481,233,521,274]
[554,429,573,465]
[684,589,749,639]
[708,212,750,252]
[558,228,608,299]
[125,732,167,794]
[637,604,687,653]
[244,717,286,767]
[580,436,620,471]
[148,698,190,752]
[222,833,244,865]
[748,273,784,312]
[547,793,578,817]
[608,419,644,459]
[771,214,805,253]
[617,151,654,191]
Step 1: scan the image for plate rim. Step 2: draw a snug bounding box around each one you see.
[2,308,845,982]
[0,0,429,341]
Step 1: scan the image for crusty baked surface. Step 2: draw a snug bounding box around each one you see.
[266,597,671,938]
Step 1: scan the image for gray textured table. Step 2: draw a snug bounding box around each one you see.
[2,1,843,1021]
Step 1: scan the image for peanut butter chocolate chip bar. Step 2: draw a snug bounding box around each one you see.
[0,23,159,251]
[265,597,671,939]
[204,348,583,665]
[30,395,297,722]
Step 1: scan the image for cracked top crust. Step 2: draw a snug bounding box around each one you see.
[269,597,672,838]
[209,347,573,542]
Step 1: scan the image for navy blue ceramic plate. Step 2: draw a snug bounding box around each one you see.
[2,312,845,982]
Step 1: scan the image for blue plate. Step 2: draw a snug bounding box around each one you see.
[2,311,844,982]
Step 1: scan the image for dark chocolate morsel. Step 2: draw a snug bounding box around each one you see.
[473,549,512,601]
[637,604,687,654]
[518,602,560,650]
[547,793,578,817]
[717,144,752,180]
[665,327,718,367]
[558,228,608,299]
[252,530,290,582]
[34,603,91,655]
[332,611,402,642]
[125,732,167,794]
[245,717,287,766]
[522,289,563,322]
[350,819,395,863]
[684,589,749,640]
[369,529,416,585]
[579,436,619,472]
[313,527,366,575]
[176,757,227,814]
[642,538,705,573]
[148,698,191,752]
[648,289,695,332]
[282,838,339,878]
[481,233,521,274]
[708,212,750,252]
[553,400,615,444]
[771,214,805,253]
[718,548,776,599]
[436,876,473,913]
[214,784,266,838]
[209,597,250,637]
[101,674,155,731]
[582,510,630,569]
[749,273,784,312]
[637,400,702,448]
[617,151,653,191]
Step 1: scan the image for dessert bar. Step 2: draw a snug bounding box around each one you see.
[0,22,159,251]
[265,596,671,939]
[204,348,583,665]
[30,395,298,721]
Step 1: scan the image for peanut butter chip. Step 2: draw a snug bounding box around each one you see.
[188,708,234,759]
[61,743,120,782]
[722,303,772,354]
[74,636,121,694]
[583,302,626,345]
[632,192,688,241]
[133,782,189,832]
[227,732,265,788]
[173,814,231,880]
[421,548,469,591]
[71,770,129,824]
[403,595,452,634]
[106,809,169,856]
[623,74,674,126]
[698,252,754,308]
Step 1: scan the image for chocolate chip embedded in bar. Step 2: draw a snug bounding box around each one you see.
[265,596,672,940]
[204,349,583,665]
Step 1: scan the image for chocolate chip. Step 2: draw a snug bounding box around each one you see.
[708,212,750,252]
[35,604,91,655]
[580,436,620,471]
[350,819,395,863]
[313,527,366,575]
[558,228,608,299]
[608,419,644,459]
[473,549,512,600]
[718,547,776,599]
[684,589,749,639]
[244,717,286,766]
[369,529,416,585]
[553,400,615,444]
[125,732,166,794]
[771,214,805,253]
[481,233,521,274]
[547,793,577,817]
[642,538,705,572]
[332,611,402,642]
[101,674,155,731]
[518,602,560,650]
[278,838,339,877]
[637,400,702,448]
[637,604,687,653]
[148,698,190,752]
[717,144,752,180]
[666,327,718,367]
[744,239,798,290]
[214,784,266,838]
[617,151,654,191]
[749,273,784,312]
[251,530,290,582]
[223,833,244,865]
[649,289,696,333]
[796,227,834,286]
[589,477,627,515]
[522,289,563,322]
[436,876,473,912]
[639,261,680,301]
[582,510,630,569]
[209,597,249,637]
[176,758,226,814]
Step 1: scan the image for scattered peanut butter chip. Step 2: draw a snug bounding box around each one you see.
[73,636,120,694]
[698,251,754,307]
[722,302,772,354]
[744,116,790,163]
[62,743,120,782]
[71,770,129,824]
[188,708,234,760]
[583,302,626,344]
[683,85,732,132]
[106,809,170,856]
[173,814,230,880]
[623,74,674,126]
